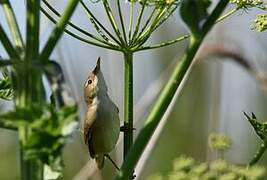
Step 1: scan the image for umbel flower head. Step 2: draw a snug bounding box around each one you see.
[208,133,232,151]
[252,14,267,32]
[229,0,264,9]
[126,0,180,8]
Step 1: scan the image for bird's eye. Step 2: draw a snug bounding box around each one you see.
[88,79,92,84]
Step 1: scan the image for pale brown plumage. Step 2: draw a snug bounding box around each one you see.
[83,58,120,169]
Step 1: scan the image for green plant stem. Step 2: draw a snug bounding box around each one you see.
[216,7,238,23]
[135,34,190,51]
[40,7,119,51]
[102,0,125,45]
[39,0,79,62]
[130,2,146,43]
[249,140,267,166]
[153,4,178,30]
[79,0,121,45]
[42,0,116,47]
[128,2,134,40]
[0,25,20,59]
[134,7,236,52]
[2,0,24,50]
[116,0,127,43]
[123,52,134,160]
[115,1,229,179]
[132,7,168,47]
[19,2,44,178]
[26,0,40,60]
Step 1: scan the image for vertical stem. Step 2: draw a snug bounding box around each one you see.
[123,52,134,159]
[16,68,44,180]
[20,127,43,180]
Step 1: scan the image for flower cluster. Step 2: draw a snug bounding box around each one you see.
[208,133,232,151]
[127,0,180,8]
[147,157,266,180]
[230,0,264,9]
[252,13,267,32]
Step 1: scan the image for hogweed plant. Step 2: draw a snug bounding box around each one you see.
[0,0,266,179]
[147,134,266,180]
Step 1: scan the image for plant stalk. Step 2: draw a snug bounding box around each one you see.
[115,1,229,179]
[123,52,134,159]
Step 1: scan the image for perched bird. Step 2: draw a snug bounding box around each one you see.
[83,58,120,169]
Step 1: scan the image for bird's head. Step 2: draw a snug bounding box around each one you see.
[84,57,101,104]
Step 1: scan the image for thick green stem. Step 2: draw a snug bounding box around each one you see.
[20,127,43,180]
[123,52,134,160]
[0,24,20,59]
[16,67,44,180]
[249,140,267,166]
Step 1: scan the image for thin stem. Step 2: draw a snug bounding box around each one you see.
[79,0,121,45]
[128,2,134,41]
[102,0,125,45]
[134,7,237,52]
[131,7,168,48]
[216,7,238,23]
[130,7,157,47]
[0,24,20,59]
[138,7,157,38]
[123,52,134,159]
[117,0,127,43]
[153,5,178,30]
[115,1,229,179]
[135,34,190,52]
[40,7,120,51]
[39,0,79,62]
[26,0,40,60]
[2,0,24,50]
[249,140,267,166]
[130,2,146,43]
[42,0,116,47]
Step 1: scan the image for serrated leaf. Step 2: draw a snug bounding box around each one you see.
[244,112,267,140]
[0,76,13,100]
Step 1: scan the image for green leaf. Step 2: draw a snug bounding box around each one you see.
[180,0,211,36]
[0,74,13,100]
[244,112,267,140]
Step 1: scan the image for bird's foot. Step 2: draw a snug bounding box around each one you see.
[120,126,136,132]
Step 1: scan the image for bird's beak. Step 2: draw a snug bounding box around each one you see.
[93,57,101,75]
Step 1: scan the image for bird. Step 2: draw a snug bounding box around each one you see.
[83,57,120,169]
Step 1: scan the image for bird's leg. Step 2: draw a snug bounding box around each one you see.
[104,154,136,179]
[120,125,136,132]
[104,154,120,171]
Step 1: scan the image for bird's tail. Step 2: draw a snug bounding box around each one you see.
[95,154,105,169]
